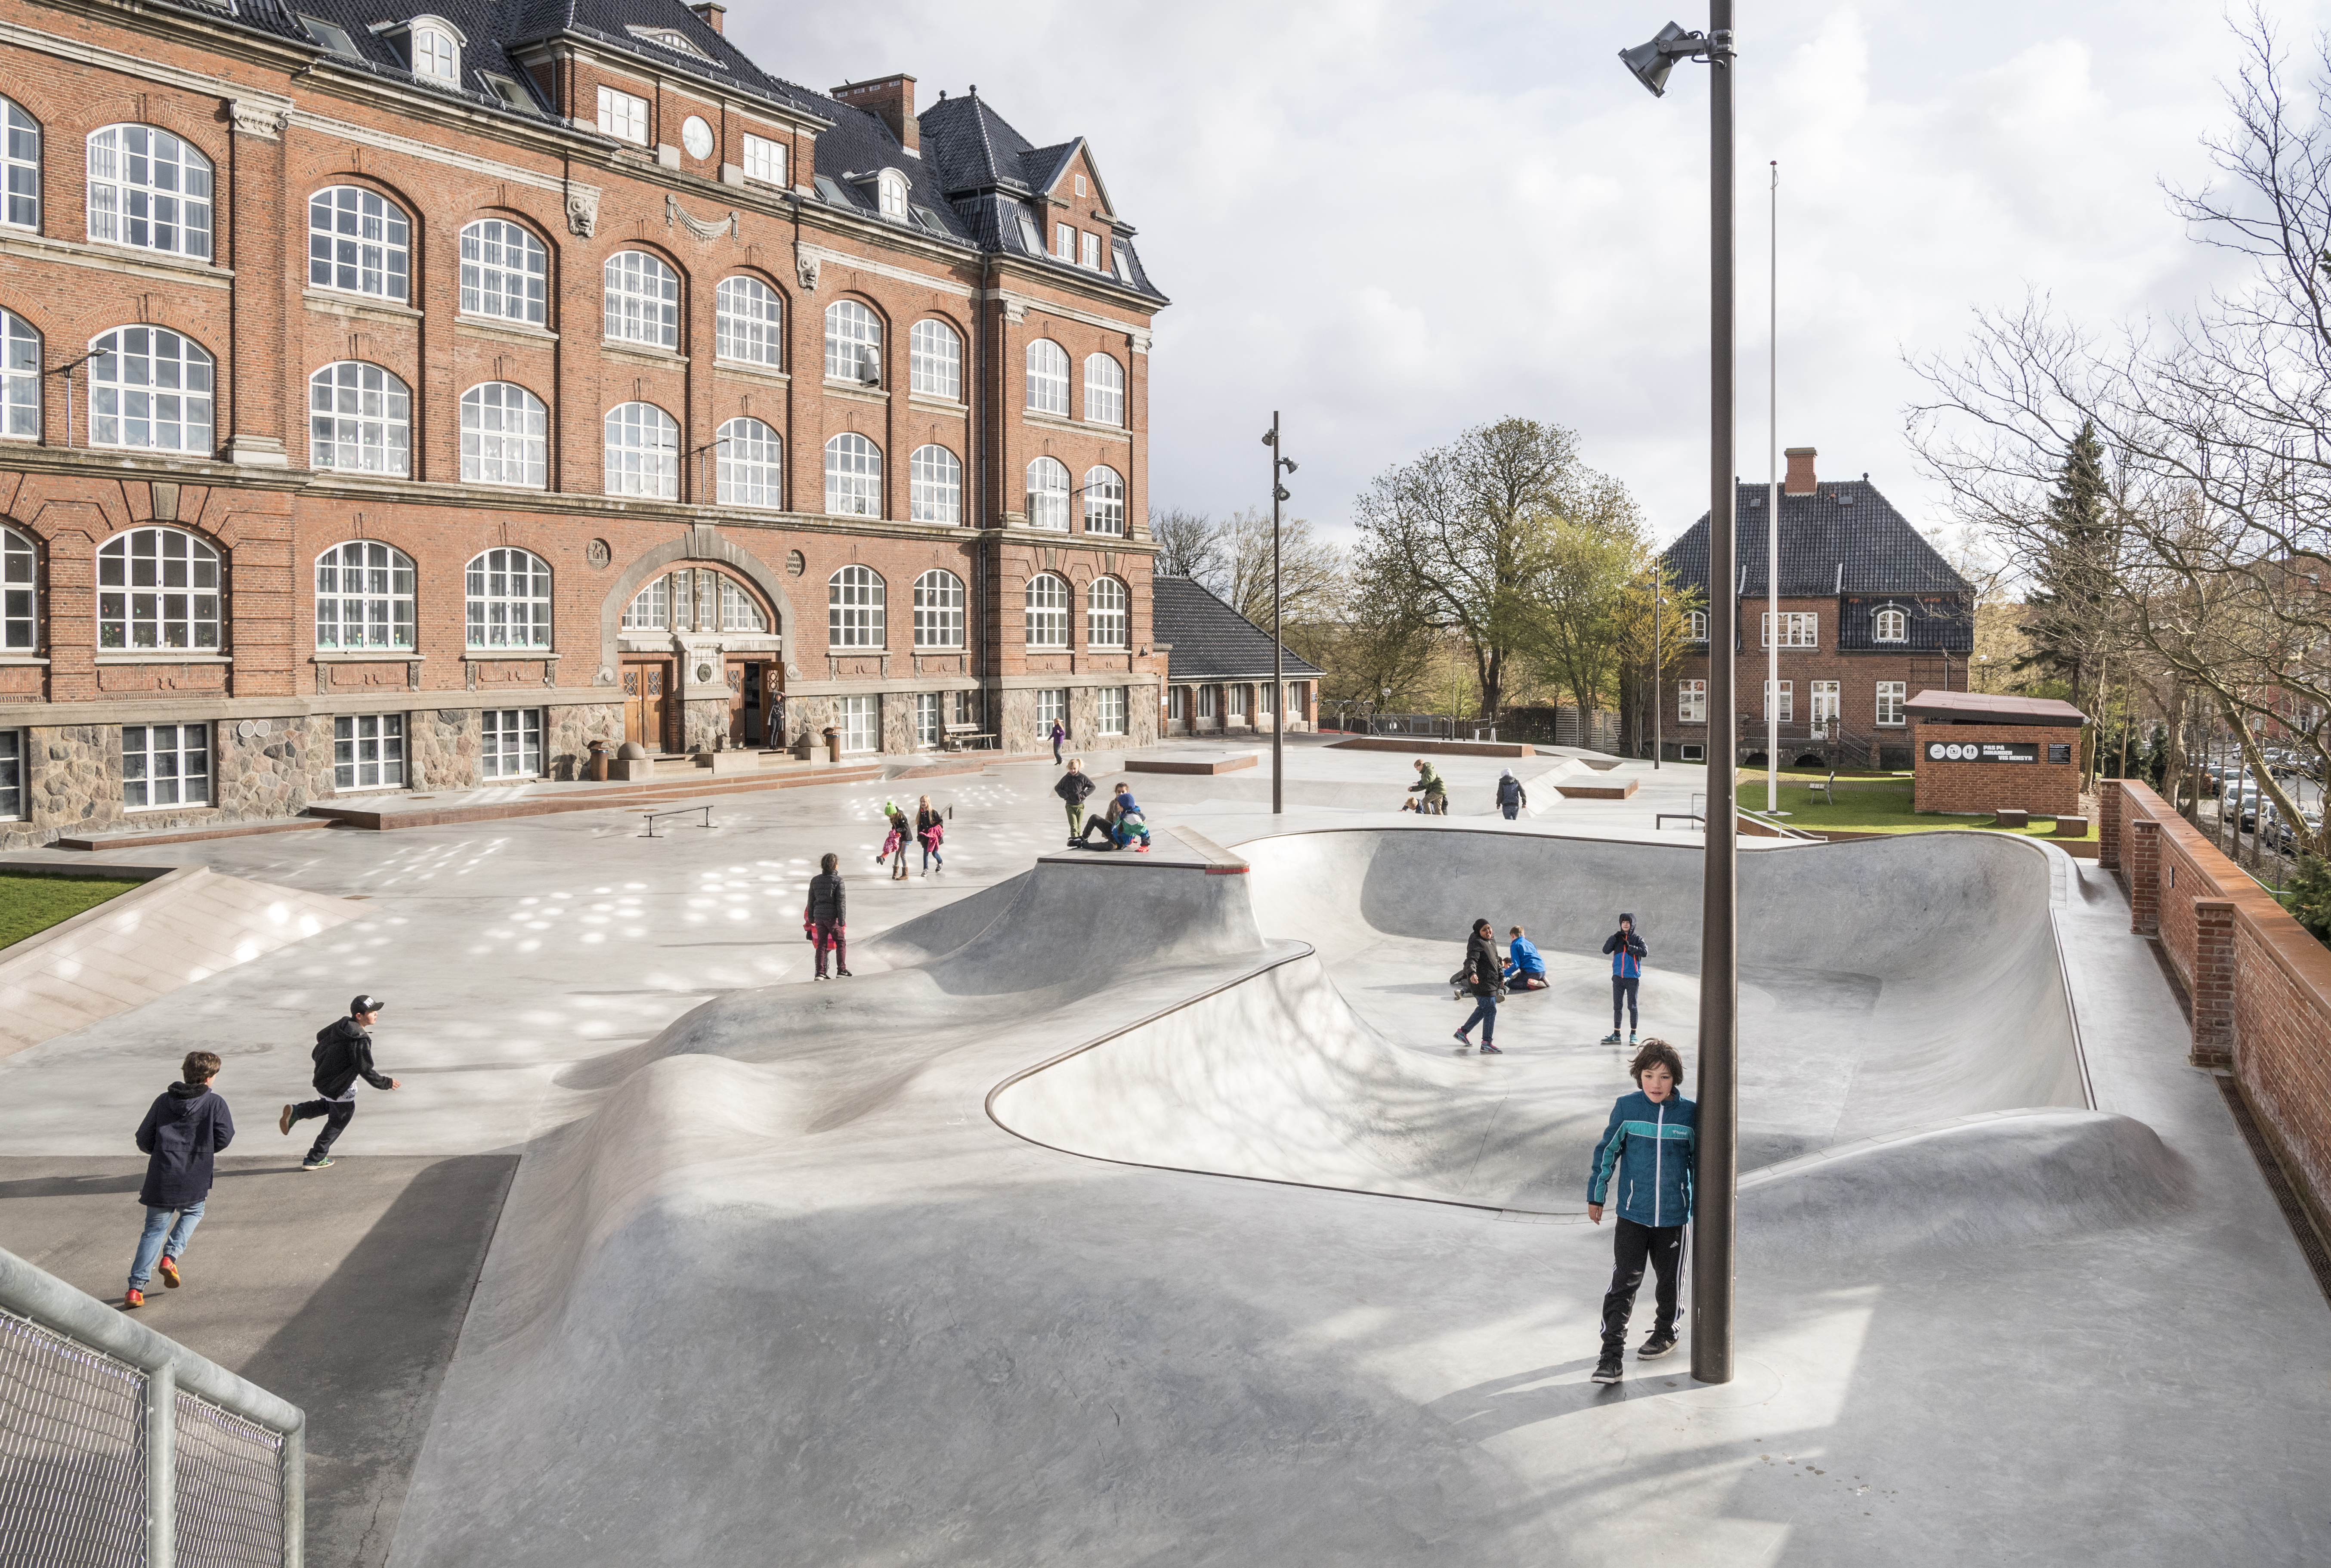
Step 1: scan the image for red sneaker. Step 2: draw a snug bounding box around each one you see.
[123,1288,145,1309]
[158,1256,181,1289]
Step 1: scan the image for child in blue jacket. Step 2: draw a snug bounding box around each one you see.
[1502,925,1547,990]
[1600,913,1647,1046]
[1585,1038,1694,1384]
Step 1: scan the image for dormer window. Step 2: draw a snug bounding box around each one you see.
[412,22,459,84]
[1017,211,1043,253]
[878,170,907,218]
[301,15,361,58]
[1874,606,1908,643]
[626,25,714,62]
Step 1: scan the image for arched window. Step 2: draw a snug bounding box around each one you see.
[1685,609,1709,643]
[825,300,881,382]
[411,20,460,84]
[825,432,881,517]
[87,126,213,259]
[98,527,221,649]
[1025,457,1070,531]
[913,569,965,649]
[1082,466,1125,536]
[1874,606,1908,643]
[90,327,213,454]
[603,251,680,348]
[314,540,415,651]
[604,402,679,498]
[909,319,961,399]
[718,577,769,631]
[2,308,39,439]
[2,525,38,649]
[1026,338,1069,415]
[307,186,410,300]
[909,445,961,524]
[715,275,782,366]
[308,362,411,474]
[465,547,551,649]
[460,381,547,487]
[829,564,885,648]
[2,97,40,232]
[715,417,782,508]
[1024,573,1069,648]
[621,569,769,633]
[876,170,908,218]
[1085,354,1124,426]
[1087,576,1128,649]
[460,219,547,323]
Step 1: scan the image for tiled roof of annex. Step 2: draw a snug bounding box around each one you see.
[1662,480,1972,598]
[1152,577,1326,683]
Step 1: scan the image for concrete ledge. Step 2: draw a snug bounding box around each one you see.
[305,767,888,829]
[1555,780,1637,800]
[1125,752,1258,776]
[1329,737,1536,759]
[53,818,335,852]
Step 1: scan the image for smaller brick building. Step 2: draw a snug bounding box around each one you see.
[1908,691,2085,816]
[1151,577,1321,737]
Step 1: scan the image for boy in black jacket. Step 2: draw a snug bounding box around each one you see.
[126,1051,235,1308]
[280,995,399,1171]
[1055,758,1097,846]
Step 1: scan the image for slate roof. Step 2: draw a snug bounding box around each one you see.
[1661,480,1972,598]
[1152,577,1326,683]
[1905,691,2088,727]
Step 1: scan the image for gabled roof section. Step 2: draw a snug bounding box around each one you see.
[1661,480,1972,598]
[1153,577,1326,683]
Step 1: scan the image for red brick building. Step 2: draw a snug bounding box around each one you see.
[1656,448,1974,770]
[0,0,1166,847]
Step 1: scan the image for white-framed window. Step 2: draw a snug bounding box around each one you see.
[122,723,207,810]
[1761,611,1818,649]
[909,445,961,524]
[1261,682,1276,715]
[1088,577,1128,648]
[0,730,21,820]
[334,713,405,790]
[604,402,680,498]
[1016,210,1044,254]
[86,125,212,259]
[1025,572,1068,648]
[1098,686,1126,736]
[1228,684,1247,720]
[1026,457,1070,531]
[829,564,885,648]
[1763,680,1793,723]
[877,170,908,218]
[1876,681,1907,728]
[1054,223,1074,260]
[460,219,547,323]
[1685,609,1709,643]
[621,575,668,630]
[314,539,414,651]
[480,708,541,778]
[99,528,219,649]
[597,85,650,145]
[1812,680,1841,727]
[3,525,38,649]
[460,381,547,488]
[1084,354,1124,426]
[914,692,943,747]
[1197,685,1216,720]
[2,309,38,439]
[1035,687,1066,733]
[715,275,782,366]
[1111,242,1134,286]
[741,132,784,185]
[1082,466,1125,535]
[308,362,411,475]
[715,417,782,508]
[1081,232,1102,270]
[824,432,881,517]
[1169,687,1187,722]
[840,693,879,753]
[718,576,767,632]
[604,251,680,349]
[307,186,410,300]
[912,569,964,648]
[1678,678,1707,724]
[465,547,551,649]
[1874,606,1908,643]
[909,319,961,399]
[825,300,881,382]
[90,327,213,454]
[4,97,42,232]
[411,22,459,84]
[1026,339,1069,415]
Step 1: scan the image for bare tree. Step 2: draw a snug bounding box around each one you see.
[1214,509,1346,629]
[1148,507,1224,582]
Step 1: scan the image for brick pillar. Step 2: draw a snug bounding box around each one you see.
[2128,818,2161,934]
[2100,779,2124,871]
[2191,899,2238,1068]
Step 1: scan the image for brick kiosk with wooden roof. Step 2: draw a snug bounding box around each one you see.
[1150,577,1323,737]
[1908,691,2088,818]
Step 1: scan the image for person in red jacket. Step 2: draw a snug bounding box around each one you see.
[125,1051,235,1308]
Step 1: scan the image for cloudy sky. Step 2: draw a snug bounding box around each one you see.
[734,1,2330,547]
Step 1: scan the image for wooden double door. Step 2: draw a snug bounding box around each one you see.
[622,661,671,753]
[624,657,782,752]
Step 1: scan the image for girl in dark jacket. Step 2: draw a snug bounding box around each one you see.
[1454,918,1504,1054]
[804,854,850,978]
[125,1051,234,1307]
[915,796,946,875]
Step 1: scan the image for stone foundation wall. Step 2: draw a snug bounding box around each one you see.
[680,699,729,757]
[216,716,334,817]
[411,708,483,789]
[547,703,623,781]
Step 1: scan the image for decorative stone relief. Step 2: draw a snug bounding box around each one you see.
[565,183,601,238]
[666,193,738,241]
[795,249,820,291]
[230,101,288,140]
[586,538,612,569]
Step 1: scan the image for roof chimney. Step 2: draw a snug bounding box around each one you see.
[689,2,723,33]
[832,73,918,154]
[1784,446,1818,495]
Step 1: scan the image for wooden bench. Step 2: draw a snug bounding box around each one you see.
[941,728,998,752]
[1994,808,2029,829]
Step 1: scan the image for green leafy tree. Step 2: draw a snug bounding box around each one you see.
[2283,855,2331,946]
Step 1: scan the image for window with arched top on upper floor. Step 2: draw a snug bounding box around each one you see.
[314,539,415,652]
[460,219,547,324]
[877,169,908,219]
[1026,339,1069,415]
[1087,576,1128,649]
[715,417,782,508]
[825,300,881,383]
[409,19,461,84]
[604,402,679,498]
[86,126,212,259]
[1,308,39,439]
[99,527,221,650]
[2,525,39,650]
[1025,573,1069,649]
[460,381,547,488]
[604,251,680,349]
[1874,606,1909,643]
[825,432,881,517]
[308,362,411,475]
[90,326,213,454]
[1685,609,1709,643]
[1082,466,1125,536]
[1085,353,1124,426]
[1025,457,1070,532]
[466,547,552,649]
[909,319,961,400]
[909,445,961,525]
[829,564,885,648]
[621,568,770,634]
[913,569,965,649]
[2,97,40,232]
[715,276,783,367]
[308,186,410,301]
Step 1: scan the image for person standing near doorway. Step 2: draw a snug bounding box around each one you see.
[1601,915,1646,1046]
[124,1051,234,1308]
[280,996,399,1172]
[805,853,850,978]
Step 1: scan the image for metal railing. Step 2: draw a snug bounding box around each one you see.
[0,1245,303,1568]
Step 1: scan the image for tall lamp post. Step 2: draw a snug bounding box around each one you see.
[1262,414,1297,814]
[1620,6,1739,1387]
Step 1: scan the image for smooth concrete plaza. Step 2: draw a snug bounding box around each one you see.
[1,738,2325,1566]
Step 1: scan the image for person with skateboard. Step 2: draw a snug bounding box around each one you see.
[1453,917,1504,1053]
[1586,1039,1695,1383]
[1055,758,1097,846]
[280,997,399,1171]
[1601,913,1646,1046]
[124,1051,234,1308]
[1503,925,1549,990]
[805,853,850,978]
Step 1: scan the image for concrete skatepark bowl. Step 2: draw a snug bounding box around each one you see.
[381,820,2324,1567]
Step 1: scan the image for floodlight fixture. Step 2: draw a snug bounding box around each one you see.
[1618,20,1710,98]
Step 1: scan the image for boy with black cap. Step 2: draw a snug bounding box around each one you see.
[1600,913,1647,1046]
[280,994,399,1171]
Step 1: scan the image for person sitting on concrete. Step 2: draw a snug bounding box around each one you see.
[1587,1038,1696,1383]
[1453,917,1504,1054]
[1110,797,1154,854]
[1495,768,1527,821]
[1055,759,1097,846]
[1409,759,1449,815]
[125,1050,235,1308]
[1076,782,1136,849]
[915,796,946,876]
[1601,915,1646,1046]
[1503,925,1549,990]
[804,854,850,979]
[281,996,399,1172]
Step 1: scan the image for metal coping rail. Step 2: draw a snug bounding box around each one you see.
[640,805,714,838]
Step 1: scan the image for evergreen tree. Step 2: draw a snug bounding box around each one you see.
[2014,422,2116,705]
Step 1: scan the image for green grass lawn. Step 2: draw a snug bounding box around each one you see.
[1747,782,2100,842]
[0,869,146,950]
